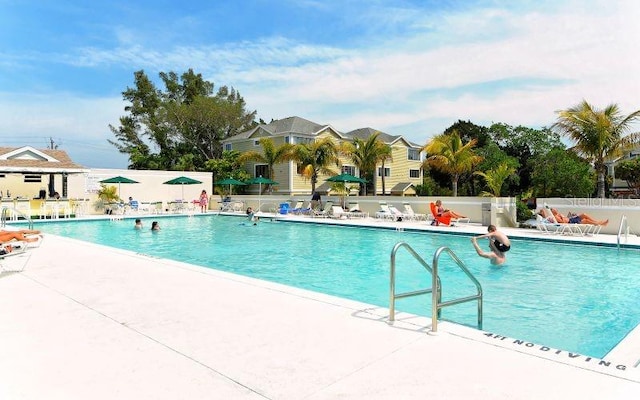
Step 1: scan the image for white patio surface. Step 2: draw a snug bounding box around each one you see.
[1,216,639,399]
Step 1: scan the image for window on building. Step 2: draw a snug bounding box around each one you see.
[224,143,232,151]
[255,164,268,178]
[341,165,355,175]
[409,169,420,178]
[285,136,290,144]
[23,174,42,183]
[408,148,420,161]
[293,136,313,145]
[254,140,261,146]
[377,167,390,177]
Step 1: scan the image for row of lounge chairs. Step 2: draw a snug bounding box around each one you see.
[375,201,470,225]
[278,200,369,219]
[278,199,471,225]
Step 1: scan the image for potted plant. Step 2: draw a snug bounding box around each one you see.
[93,184,120,214]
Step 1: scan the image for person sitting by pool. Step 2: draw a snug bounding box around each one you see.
[435,199,466,219]
[549,208,608,226]
[134,219,143,229]
[246,207,259,225]
[151,221,160,231]
[311,191,322,210]
[0,229,42,243]
[470,224,510,265]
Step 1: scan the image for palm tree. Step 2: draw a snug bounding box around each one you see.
[238,138,293,193]
[474,162,516,196]
[341,132,393,195]
[290,138,340,193]
[423,130,483,196]
[553,100,640,198]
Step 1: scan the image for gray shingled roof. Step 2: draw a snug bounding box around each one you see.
[229,116,329,141]
[344,127,421,148]
[226,116,421,148]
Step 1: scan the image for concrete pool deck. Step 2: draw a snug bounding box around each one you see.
[1,215,640,399]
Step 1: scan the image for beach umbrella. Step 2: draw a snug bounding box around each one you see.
[99,176,139,199]
[326,173,367,208]
[163,176,202,201]
[246,176,279,211]
[215,178,247,197]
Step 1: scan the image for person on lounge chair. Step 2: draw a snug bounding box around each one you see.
[0,229,42,243]
[549,208,608,226]
[470,225,510,265]
[435,200,466,219]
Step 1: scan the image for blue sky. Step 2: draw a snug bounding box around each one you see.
[2,0,639,168]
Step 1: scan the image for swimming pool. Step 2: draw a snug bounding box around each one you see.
[37,215,640,359]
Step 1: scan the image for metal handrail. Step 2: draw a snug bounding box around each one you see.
[389,242,483,333]
[389,242,441,323]
[1,206,35,230]
[431,246,483,333]
[617,215,628,249]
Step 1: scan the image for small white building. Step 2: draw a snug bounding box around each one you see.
[0,146,212,216]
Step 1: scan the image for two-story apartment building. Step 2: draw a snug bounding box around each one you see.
[221,116,424,196]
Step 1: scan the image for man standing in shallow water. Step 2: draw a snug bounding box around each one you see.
[471,224,510,265]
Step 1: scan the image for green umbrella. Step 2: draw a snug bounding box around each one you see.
[99,176,139,199]
[215,178,247,196]
[326,173,367,208]
[325,173,367,184]
[163,176,203,201]
[246,176,279,211]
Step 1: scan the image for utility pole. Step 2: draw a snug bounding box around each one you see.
[47,137,59,149]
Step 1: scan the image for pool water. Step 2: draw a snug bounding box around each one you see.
[39,215,640,358]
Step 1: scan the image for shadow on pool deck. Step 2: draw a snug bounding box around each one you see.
[1,220,639,399]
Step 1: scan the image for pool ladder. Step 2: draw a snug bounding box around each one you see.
[1,206,35,230]
[389,242,483,333]
[617,215,629,249]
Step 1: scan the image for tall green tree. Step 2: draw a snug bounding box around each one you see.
[553,100,640,198]
[488,123,563,194]
[290,138,340,193]
[530,148,595,197]
[238,138,294,193]
[109,69,257,170]
[341,132,392,195]
[423,130,483,196]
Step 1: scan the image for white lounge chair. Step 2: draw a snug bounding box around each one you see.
[387,204,407,222]
[347,202,368,218]
[403,203,426,221]
[0,241,30,273]
[538,208,588,236]
[312,201,333,218]
[331,205,349,219]
[375,202,396,221]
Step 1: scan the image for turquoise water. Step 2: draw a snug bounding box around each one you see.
[38,215,640,359]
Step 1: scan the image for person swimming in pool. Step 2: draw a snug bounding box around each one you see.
[471,224,510,265]
[246,207,259,225]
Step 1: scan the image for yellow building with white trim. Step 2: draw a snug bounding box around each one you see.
[222,116,424,196]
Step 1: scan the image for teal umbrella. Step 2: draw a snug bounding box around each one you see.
[325,173,367,184]
[99,176,139,199]
[246,176,279,211]
[215,178,247,196]
[326,173,367,208]
[163,176,203,200]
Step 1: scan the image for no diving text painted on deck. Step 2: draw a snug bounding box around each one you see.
[483,333,628,371]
